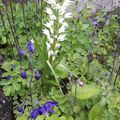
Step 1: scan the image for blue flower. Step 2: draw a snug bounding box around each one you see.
[17,105,23,113]
[20,70,27,79]
[34,70,41,80]
[18,50,25,55]
[30,101,58,119]
[6,75,12,80]
[26,41,35,53]
[30,107,40,119]
[43,101,58,114]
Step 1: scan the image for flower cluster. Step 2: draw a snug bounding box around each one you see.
[30,101,58,119]
[43,0,73,61]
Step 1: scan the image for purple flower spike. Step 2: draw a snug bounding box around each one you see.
[34,70,41,80]
[17,105,23,113]
[19,50,25,55]
[26,40,35,53]
[20,70,27,79]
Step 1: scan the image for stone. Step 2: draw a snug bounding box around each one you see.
[0,91,14,120]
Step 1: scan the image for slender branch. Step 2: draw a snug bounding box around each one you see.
[9,0,19,46]
[21,0,29,41]
[113,66,120,85]
[74,80,78,104]
[28,53,34,110]
[4,4,22,66]
[40,0,43,36]
[108,50,117,83]
[0,10,15,58]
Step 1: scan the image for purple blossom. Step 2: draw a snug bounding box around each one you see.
[18,50,25,55]
[79,81,84,87]
[34,70,41,80]
[26,41,35,53]
[30,107,40,119]
[6,75,12,80]
[30,101,58,119]
[20,70,27,79]
[17,105,23,113]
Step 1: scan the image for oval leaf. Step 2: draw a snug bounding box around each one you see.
[72,84,101,100]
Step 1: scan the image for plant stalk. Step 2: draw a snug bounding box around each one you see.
[0,10,15,58]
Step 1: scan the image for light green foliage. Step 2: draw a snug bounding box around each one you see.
[89,102,105,120]
[72,84,101,100]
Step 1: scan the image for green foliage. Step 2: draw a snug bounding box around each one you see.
[89,102,105,120]
[72,84,101,100]
[0,1,120,120]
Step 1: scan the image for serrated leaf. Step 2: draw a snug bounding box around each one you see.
[13,82,21,91]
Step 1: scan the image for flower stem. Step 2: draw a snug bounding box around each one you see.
[4,4,22,66]
[21,0,29,41]
[0,10,15,58]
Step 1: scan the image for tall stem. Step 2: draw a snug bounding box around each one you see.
[113,66,120,85]
[0,10,15,58]
[28,54,34,109]
[5,4,22,66]
[21,0,29,41]
[9,0,19,46]
[40,0,43,36]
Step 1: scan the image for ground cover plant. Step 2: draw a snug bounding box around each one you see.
[0,0,120,120]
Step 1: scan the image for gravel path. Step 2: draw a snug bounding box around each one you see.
[71,0,120,13]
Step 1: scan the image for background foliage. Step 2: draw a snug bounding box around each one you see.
[0,0,120,120]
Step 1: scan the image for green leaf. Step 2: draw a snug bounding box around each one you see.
[58,116,66,120]
[36,115,45,120]
[3,86,12,96]
[54,61,68,79]
[88,102,104,120]
[72,84,101,100]
[16,115,27,120]
[75,111,87,120]
[54,60,77,79]
[81,24,89,30]
[66,116,74,120]
[1,36,6,44]
[13,82,21,91]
